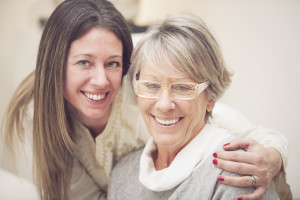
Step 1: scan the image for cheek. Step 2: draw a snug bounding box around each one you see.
[137,98,154,119]
[64,72,83,95]
[190,104,202,121]
[194,94,211,118]
[137,98,148,113]
[63,76,78,103]
[64,65,83,88]
[186,100,207,126]
[109,71,122,88]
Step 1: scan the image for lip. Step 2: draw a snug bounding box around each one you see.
[152,115,182,126]
[81,90,109,103]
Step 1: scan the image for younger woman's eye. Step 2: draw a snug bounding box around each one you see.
[106,61,120,68]
[78,60,90,67]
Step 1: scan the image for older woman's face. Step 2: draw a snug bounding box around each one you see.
[137,63,214,151]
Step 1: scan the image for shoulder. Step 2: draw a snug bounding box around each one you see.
[111,149,143,182]
[108,148,143,199]
[169,139,236,199]
[213,171,279,200]
[190,151,278,200]
[112,148,143,174]
[172,156,254,199]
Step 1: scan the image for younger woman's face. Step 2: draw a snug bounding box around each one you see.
[64,27,123,129]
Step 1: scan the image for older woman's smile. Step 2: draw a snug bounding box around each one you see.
[154,116,181,126]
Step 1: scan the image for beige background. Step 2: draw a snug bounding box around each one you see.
[0,0,299,199]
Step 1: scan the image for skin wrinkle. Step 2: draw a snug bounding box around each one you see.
[137,61,214,170]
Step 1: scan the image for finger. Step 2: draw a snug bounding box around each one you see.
[214,151,258,165]
[236,186,266,200]
[217,171,269,190]
[217,175,257,187]
[222,138,256,151]
[213,158,258,175]
[214,151,268,171]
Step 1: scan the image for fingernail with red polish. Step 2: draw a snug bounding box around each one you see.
[218,176,224,181]
[213,159,218,165]
[237,198,242,200]
[213,153,217,158]
[223,143,230,146]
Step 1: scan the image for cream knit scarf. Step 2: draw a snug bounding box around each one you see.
[139,123,231,191]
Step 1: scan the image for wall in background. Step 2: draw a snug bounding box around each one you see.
[188,2,300,198]
[0,0,299,198]
[0,0,54,122]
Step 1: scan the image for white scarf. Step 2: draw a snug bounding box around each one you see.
[139,123,231,191]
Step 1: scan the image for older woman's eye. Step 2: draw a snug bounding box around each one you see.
[145,82,160,90]
[172,84,194,92]
[78,60,90,67]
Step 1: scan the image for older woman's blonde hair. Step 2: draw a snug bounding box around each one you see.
[128,13,232,119]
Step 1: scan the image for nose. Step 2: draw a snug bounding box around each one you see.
[90,65,109,87]
[156,89,175,112]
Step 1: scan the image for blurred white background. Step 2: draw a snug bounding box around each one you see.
[0,0,299,199]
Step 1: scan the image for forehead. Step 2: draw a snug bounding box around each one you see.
[69,27,122,56]
[140,61,190,80]
[137,37,194,80]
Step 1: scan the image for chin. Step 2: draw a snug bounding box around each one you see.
[153,134,182,148]
[83,109,109,120]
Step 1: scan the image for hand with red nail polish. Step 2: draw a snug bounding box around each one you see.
[218,176,224,181]
[223,142,230,147]
[212,159,218,165]
[213,138,286,200]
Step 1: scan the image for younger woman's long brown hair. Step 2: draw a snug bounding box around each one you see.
[1,0,133,199]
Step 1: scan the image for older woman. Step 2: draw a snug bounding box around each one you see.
[108,14,280,199]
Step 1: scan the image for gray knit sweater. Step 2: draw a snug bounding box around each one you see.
[108,139,279,200]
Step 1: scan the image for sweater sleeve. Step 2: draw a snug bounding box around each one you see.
[70,158,107,200]
[210,102,288,168]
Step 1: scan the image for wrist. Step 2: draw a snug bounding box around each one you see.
[266,147,282,178]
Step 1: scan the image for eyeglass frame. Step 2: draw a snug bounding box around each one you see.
[133,80,209,100]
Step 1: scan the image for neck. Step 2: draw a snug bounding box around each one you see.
[152,123,206,170]
[84,108,111,138]
[153,148,181,170]
[69,104,112,139]
[88,123,106,138]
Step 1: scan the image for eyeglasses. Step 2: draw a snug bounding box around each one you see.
[134,80,209,100]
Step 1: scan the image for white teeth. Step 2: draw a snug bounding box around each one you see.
[155,117,180,125]
[84,92,105,101]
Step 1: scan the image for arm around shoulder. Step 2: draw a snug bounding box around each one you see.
[211,102,289,168]
[213,170,279,200]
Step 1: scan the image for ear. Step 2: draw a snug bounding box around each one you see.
[206,99,215,112]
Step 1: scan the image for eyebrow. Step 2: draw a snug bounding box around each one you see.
[109,55,123,59]
[72,54,122,59]
[145,74,190,82]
